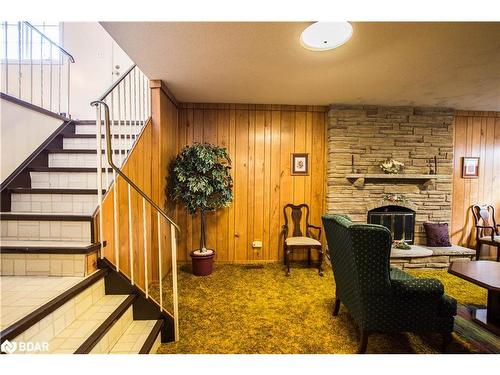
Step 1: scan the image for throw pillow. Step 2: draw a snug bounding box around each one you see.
[423,222,452,247]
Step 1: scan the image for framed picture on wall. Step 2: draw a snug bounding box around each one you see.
[291,153,309,176]
[462,157,480,178]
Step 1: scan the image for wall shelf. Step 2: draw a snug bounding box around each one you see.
[345,173,448,188]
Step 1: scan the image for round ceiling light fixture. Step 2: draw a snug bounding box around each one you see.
[300,22,353,51]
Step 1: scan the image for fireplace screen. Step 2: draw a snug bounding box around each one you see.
[367,205,416,244]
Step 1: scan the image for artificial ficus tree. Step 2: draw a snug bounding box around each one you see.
[168,143,233,253]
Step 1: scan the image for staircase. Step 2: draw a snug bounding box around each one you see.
[1,22,179,353]
[0,120,168,354]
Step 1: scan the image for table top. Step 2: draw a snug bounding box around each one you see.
[448,261,500,291]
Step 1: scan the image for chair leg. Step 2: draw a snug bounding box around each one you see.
[357,330,369,354]
[476,241,482,260]
[285,247,291,276]
[318,248,324,276]
[332,296,341,316]
[441,332,452,353]
[497,245,500,262]
[307,248,311,265]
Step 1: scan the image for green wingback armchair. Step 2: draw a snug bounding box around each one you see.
[322,214,457,353]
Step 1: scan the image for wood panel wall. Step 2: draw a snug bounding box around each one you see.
[451,110,500,259]
[174,104,328,263]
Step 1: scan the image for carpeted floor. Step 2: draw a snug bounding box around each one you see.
[155,263,495,354]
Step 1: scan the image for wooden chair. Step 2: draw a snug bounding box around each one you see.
[282,203,324,276]
[471,204,500,261]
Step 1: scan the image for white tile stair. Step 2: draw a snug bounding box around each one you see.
[63,136,135,150]
[75,123,143,135]
[11,193,97,215]
[0,214,92,242]
[1,271,164,354]
[29,171,114,189]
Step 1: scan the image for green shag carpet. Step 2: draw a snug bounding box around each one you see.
[155,263,489,354]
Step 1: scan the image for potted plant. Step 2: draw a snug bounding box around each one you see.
[168,143,233,276]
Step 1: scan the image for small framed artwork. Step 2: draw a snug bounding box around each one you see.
[291,153,309,176]
[462,157,479,178]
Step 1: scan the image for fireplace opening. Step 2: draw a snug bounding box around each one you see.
[367,205,416,244]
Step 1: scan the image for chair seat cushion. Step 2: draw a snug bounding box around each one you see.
[480,235,500,243]
[285,236,321,246]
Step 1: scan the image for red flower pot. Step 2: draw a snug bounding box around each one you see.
[190,249,215,276]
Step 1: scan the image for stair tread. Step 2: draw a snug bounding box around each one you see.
[0,275,86,331]
[9,188,103,195]
[29,167,114,172]
[47,294,130,353]
[2,241,102,256]
[110,320,161,354]
[0,212,92,221]
[64,134,136,139]
[47,149,127,154]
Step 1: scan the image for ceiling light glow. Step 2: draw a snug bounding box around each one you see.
[300,22,353,51]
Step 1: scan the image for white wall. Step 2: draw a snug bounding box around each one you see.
[62,22,132,120]
[0,98,63,182]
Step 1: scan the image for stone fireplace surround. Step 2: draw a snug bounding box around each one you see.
[326,104,474,268]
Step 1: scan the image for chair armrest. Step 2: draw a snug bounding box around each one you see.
[307,224,322,240]
[476,225,496,230]
[391,278,444,298]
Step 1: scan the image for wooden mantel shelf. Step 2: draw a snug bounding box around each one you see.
[346,174,448,188]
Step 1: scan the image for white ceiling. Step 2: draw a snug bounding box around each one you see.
[101,22,500,110]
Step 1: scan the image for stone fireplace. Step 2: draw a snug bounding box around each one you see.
[367,204,416,244]
[326,104,454,245]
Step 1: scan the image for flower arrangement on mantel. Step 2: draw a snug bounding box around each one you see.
[380,159,405,174]
[383,194,408,204]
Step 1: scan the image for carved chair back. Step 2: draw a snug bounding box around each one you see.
[283,203,311,238]
[472,204,498,238]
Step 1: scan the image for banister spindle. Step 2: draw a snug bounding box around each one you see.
[171,222,179,341]
[158,212,163,311]
[128,184,135,285]
[143,197,149,298]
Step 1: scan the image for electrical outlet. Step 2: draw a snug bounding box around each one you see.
[252,240,262,248]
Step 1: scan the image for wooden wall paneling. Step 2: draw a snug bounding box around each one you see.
[216,108,231,262]
[247,109,255,261]
[234,109,249,261]
[268,110,282,262]
[174,104,328,263]
[451,112,500,259]
[278,110,294,261]
[262,110,272,261]
[228,108,237,262]
[204,109,218,254]
[253,110,266,260]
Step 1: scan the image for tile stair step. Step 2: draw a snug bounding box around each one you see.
[48,152,121,169]
[1,218,92,242]
[72,294,136,354]
[29,169,114,189]
[63,136,134,151]
[10,192,97,215]
[0,270,106,343]
[0,240,100,254]
[109,320,163,354]
[9,188,105,195]
[75,123,143,135]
